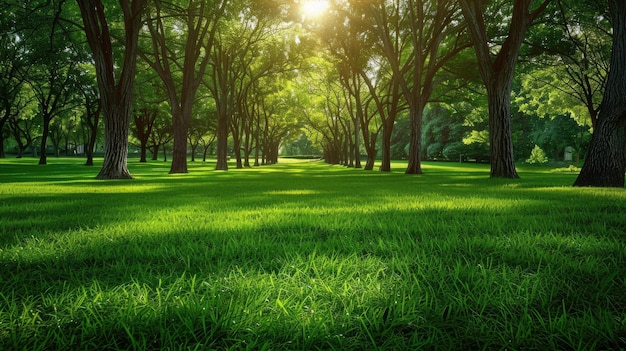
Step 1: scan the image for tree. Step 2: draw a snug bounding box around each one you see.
[7,90,39,158]
[574,0,626,187]
[208,1,292,170]
[0,34,28,158]
[141,0,225,174]
[132,108,157,162]
[519,0,610,130]
[76,0,147,179]
[459,0,551,178]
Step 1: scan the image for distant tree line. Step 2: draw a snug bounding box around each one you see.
[0,0,623,186]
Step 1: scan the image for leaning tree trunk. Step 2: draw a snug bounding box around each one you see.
[574,0,626,187]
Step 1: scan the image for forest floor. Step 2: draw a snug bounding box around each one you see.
[1,157,625,350]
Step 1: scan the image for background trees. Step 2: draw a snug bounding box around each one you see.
[1,0,621,186]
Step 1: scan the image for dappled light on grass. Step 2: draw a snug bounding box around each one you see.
[0,158,625,349]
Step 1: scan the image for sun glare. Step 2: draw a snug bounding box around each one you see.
[301,0,330,19]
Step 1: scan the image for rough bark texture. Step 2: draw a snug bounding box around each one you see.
[77,0,146,179]
[215,112,229,170]
[574,0,626,187]
[487,84,518,178]
[405,106,424,174]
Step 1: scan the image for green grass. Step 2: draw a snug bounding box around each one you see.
[1,157,625,350]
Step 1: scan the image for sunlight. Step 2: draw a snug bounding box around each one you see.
[301,0,330,19]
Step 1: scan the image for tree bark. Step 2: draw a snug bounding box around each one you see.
[574,0,626,187]
[215,111,229,170]
[487,82,518,178]
[405,106,424,174]
[379,122,393,172]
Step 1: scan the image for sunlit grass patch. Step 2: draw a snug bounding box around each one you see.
[0,158,625,350]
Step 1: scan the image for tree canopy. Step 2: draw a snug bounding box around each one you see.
[0,0,622,186]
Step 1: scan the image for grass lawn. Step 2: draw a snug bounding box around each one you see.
[0,157,625,350]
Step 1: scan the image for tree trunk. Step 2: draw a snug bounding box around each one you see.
[0,117,7,158]
[97,102,132,179]
[353,118,361,168]
[139,140,148,162]
[487,83,519,178]
[151,144,159,160]
[216,112,229,170]
[38,117,50,165]
[85,100,100,166]
[406,106,424,174]
[574,0,626,187]
[379,122,393,172]
[169,111,188,173]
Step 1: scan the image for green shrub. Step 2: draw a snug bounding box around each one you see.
[526,145,548,164]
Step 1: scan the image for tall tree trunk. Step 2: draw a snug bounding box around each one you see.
[85,99,100,166]
[0,115,8,158]
[487,80,519,178]
[353,117,361,168]
[379,123,393,172]
[169,110,188,173]
[406,106,424,174]
[38,117,50,165]
[574,0,626,187]
[139,139,148,162]
[216,112,229,170]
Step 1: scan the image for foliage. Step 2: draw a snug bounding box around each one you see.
[1,158,625,349]
[526,144,548,164]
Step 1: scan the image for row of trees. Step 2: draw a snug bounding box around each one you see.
[1,0,624,186]
[2,0,309,177]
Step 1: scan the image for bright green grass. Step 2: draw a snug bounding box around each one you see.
[1,158,625,350]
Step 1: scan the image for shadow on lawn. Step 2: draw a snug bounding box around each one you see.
[2,162,626,348]
[3,203,626,349]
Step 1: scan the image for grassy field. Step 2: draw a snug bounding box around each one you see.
[0,157,625,350]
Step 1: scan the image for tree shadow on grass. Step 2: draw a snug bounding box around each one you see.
[2,195,626,349]
[2,161,626,349]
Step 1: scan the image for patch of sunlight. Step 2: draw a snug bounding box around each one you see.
[263,189,320,196]
[0,182,167,195]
